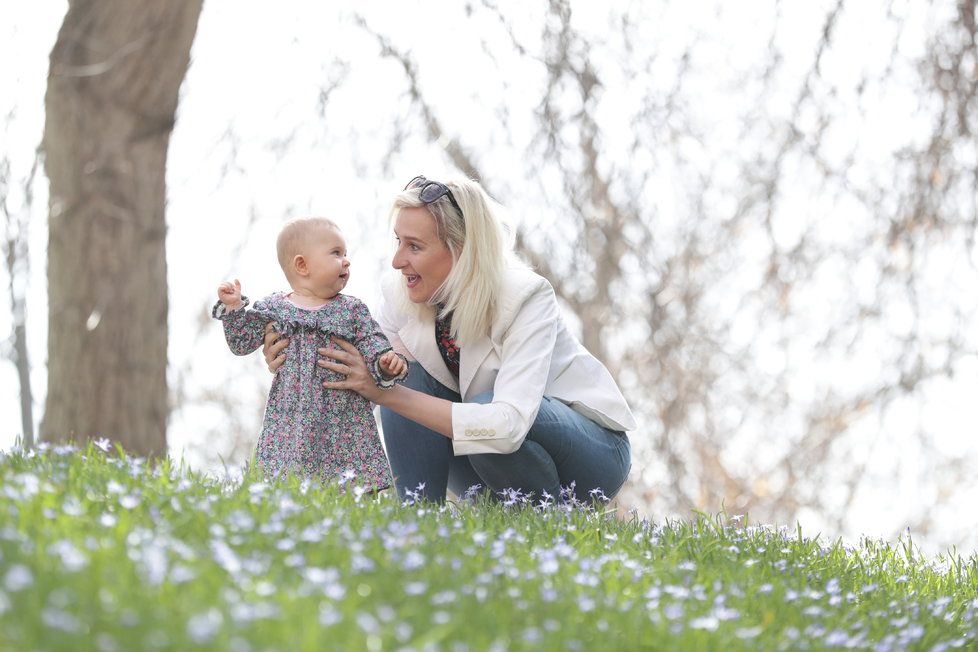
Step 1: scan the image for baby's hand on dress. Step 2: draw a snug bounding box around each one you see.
[217,279,243,310]
[379,351,406,379]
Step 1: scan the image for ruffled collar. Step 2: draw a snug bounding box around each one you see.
[251,292,355,337]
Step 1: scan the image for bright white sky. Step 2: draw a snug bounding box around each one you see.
[3,1,977,556]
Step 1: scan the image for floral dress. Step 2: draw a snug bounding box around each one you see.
[212,292,406,490]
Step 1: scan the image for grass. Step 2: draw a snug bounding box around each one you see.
[1,443,976,651]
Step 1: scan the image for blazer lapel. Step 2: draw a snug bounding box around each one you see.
[399,311,459,392]
[458,336,493,400]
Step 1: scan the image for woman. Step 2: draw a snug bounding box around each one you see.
[264,175,635,503]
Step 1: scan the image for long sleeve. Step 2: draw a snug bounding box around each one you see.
[212,297,269,356]
[349,297,408,386]
[449,280,559,455]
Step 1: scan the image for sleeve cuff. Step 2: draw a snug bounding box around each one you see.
[450,402,520,455]
[373,352,409,389]
[212,295,250,319]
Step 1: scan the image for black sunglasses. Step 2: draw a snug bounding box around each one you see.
[404,175,463,219]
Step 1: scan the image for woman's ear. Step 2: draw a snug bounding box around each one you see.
[292,254,308,277]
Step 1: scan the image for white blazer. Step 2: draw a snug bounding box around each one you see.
[378,267,636,456]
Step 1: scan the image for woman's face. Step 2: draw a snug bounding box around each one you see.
[392,207,454,304]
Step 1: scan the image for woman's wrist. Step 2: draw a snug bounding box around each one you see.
[378,384,454,439]
[367,381,398,405]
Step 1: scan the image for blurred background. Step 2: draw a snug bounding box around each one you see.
[2,0,976,556]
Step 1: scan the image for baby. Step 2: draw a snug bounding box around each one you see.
[213,217,407,490]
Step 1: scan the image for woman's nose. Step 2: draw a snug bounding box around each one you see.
[391,248,405,269]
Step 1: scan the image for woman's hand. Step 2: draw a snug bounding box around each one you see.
[319,337,384,403]
[262,322,289,373]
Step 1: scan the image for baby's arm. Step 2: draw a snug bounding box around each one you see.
[211,282,268,356]
[349,298,408,388]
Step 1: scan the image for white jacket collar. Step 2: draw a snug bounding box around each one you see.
[398,306,459,392]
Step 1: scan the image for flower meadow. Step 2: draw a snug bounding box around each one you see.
[1,444,976,651]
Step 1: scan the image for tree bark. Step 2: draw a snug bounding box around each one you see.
[41,0,203,456]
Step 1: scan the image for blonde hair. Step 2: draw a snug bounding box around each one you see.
[391,177,515,345]
[276,217,340,280]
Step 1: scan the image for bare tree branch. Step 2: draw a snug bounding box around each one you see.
[0,129,38,450]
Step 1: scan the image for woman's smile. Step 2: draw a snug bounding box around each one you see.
[392,207,454,304]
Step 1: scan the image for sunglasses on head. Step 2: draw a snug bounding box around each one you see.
[404,175,463,219]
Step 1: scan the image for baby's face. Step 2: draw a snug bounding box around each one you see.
[302,227,350,298]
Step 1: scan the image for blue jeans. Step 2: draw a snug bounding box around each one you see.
[380,362,631,503]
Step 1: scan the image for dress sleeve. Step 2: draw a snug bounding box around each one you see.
[350,297,408,387]
[212,296,269,356]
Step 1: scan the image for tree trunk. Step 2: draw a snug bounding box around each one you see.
[3,195,35,449]
[41,0,203,456]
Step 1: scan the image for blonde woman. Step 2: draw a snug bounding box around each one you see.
[264,177,634,503]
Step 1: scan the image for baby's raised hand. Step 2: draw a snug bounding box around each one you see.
[217,279,243,310]
[379,350,407,379]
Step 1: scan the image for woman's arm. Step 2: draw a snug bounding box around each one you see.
[320,275,561,452]
[370,384,454,438]
[318,337,454,438]
[448,282,559,455]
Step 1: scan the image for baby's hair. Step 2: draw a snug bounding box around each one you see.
[276,216,340,276]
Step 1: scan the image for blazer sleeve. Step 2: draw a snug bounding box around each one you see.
[450,278,559,455]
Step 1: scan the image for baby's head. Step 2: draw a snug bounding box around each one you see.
[277,217,350,299]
